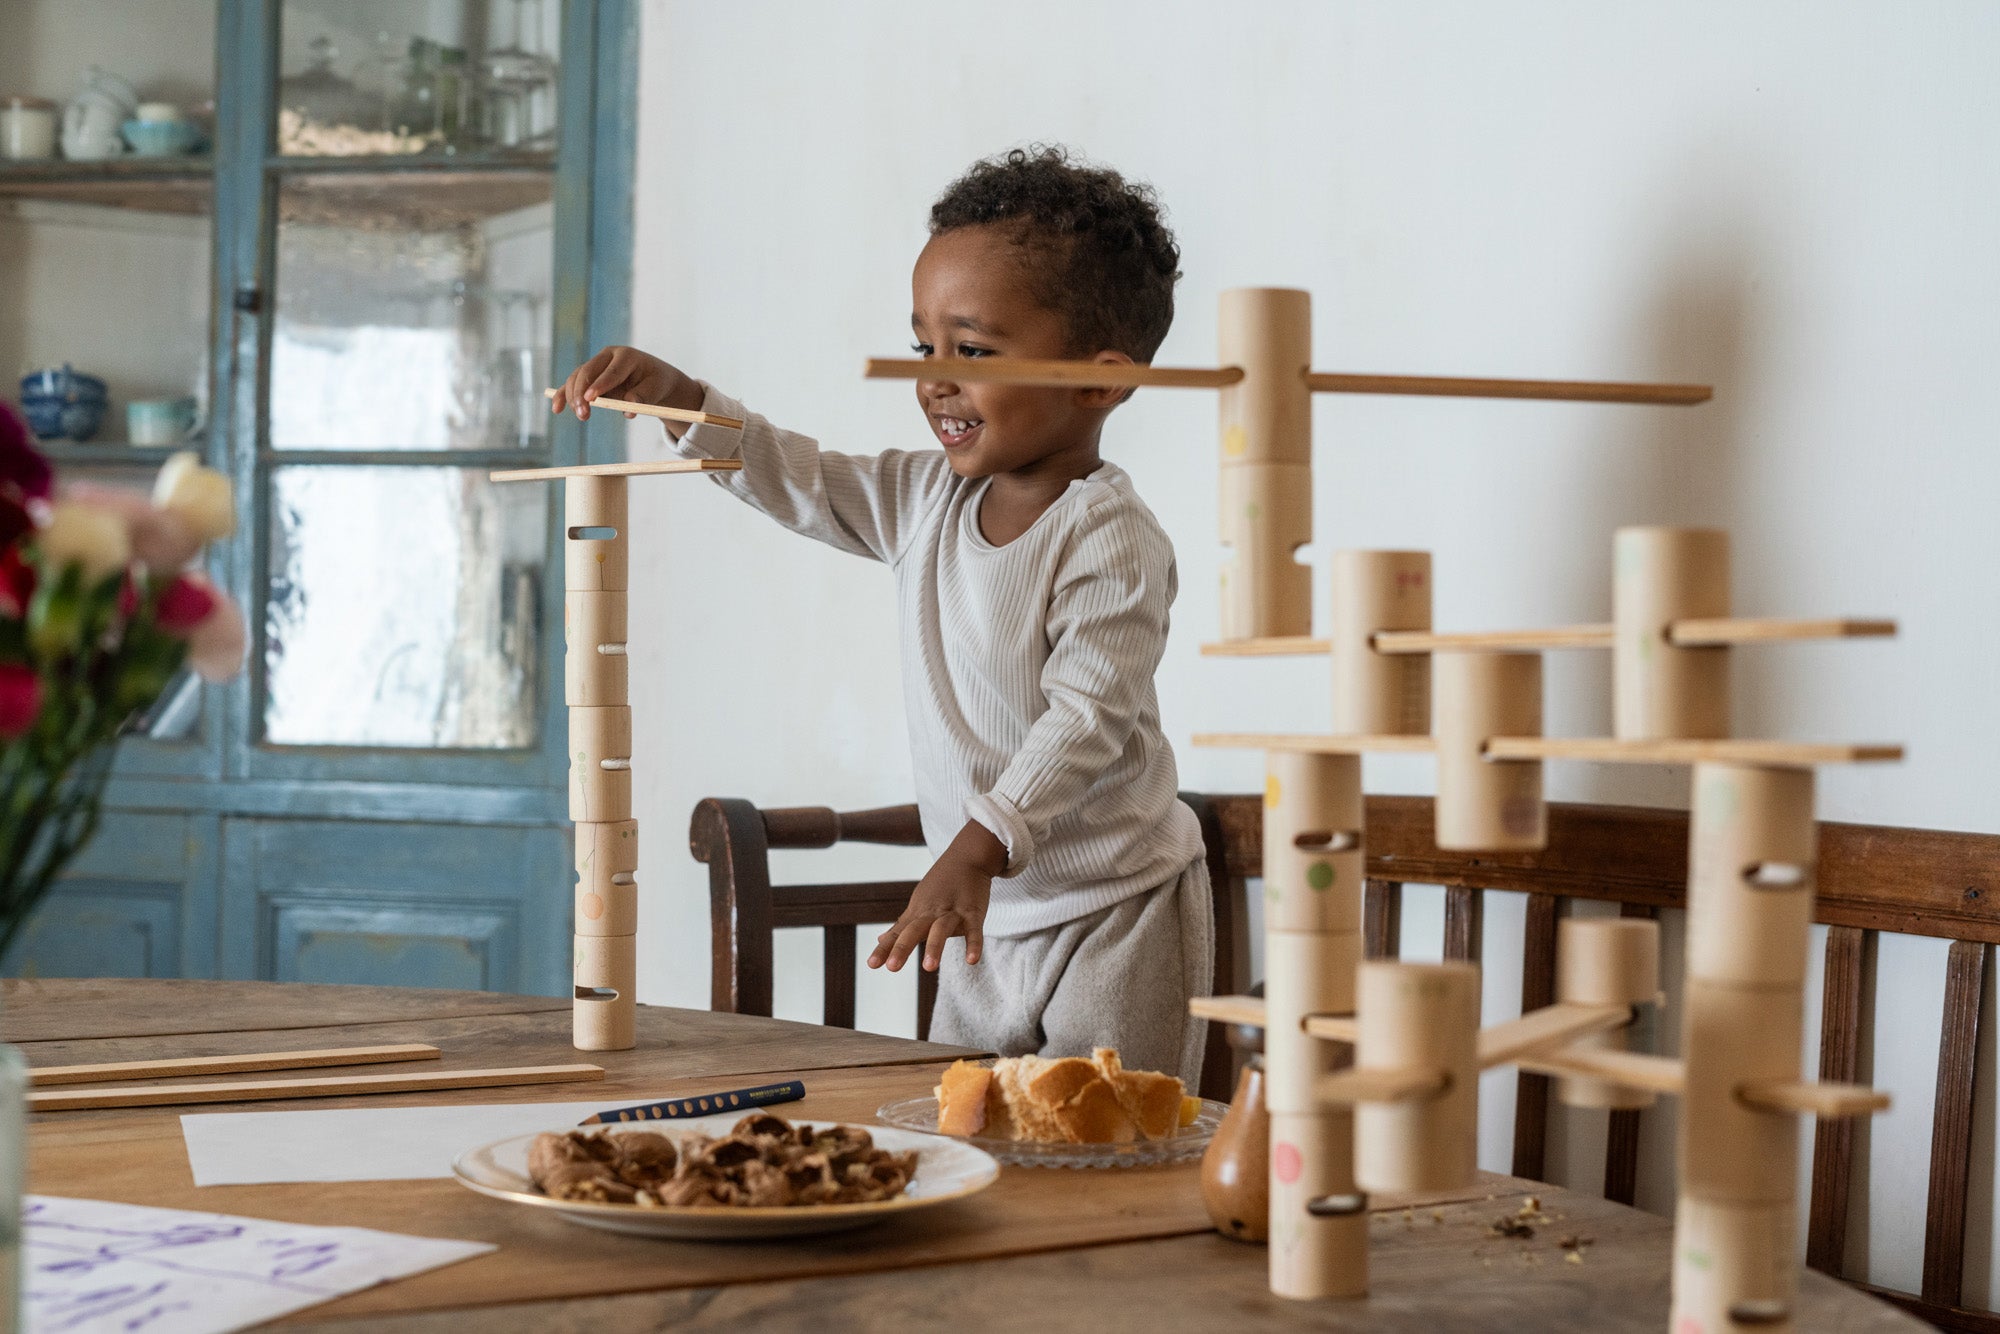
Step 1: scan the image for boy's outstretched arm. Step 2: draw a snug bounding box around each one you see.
[553,346,949,565]
[868,819,1007,973]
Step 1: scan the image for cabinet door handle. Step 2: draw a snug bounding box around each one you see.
[233,286,263,314]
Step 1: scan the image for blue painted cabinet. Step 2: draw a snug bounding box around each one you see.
[3,0,637,995]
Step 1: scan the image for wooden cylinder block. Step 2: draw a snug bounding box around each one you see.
[1679,978,1802,1205]
[1219,463,1313,640]
[1264,930,1362,1115]
[573,932,636,1051]
[1670,1197,1799,1334]
[1433,650,1544,851]
[575,819,639,937]
[1555,918,1660,1110]
[568,707,632,824]
[1217,287,1312,468]
[565,475,630,592]
[1268,1111,1368,1300]
[1354,961,1479,1194]
[1330,550,1431,735]
[1688,763,1817,990]
[1613,526,1729,740]
[565,591,629,707]
[1263,752,1364,933]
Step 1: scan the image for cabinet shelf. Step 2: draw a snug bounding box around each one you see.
[0,157,215,215]
[41,442,189,468]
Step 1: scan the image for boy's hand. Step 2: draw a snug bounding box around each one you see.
[868,820,1007,973]
[551,346,705,431]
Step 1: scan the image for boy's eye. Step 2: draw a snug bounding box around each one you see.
[910,342,933,358]
[956,344,993,359]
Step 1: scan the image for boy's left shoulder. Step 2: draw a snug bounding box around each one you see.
[1068,463,1170,539]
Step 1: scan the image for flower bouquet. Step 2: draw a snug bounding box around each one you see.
[0,403,245,963]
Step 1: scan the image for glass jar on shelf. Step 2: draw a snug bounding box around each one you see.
[481,0,557,151]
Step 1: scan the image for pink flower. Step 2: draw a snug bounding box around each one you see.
[179,574,246,682]
[0,662,41,737]
[154,573,218,634]
[0,548,34,619]
[61,482,201,571]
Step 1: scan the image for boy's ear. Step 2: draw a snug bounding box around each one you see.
[1082,350,1137,409]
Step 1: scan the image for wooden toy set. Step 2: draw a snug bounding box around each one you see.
[873,290,1902,1331]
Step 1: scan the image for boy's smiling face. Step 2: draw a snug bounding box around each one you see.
[910,223,1127,482]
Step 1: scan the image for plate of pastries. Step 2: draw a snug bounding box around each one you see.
[452,1110,999,1239]
[876,1048,1227,1168]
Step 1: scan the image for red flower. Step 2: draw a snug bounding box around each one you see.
[154,572,218,634]
[0,547,34,619]
[0,403,52,503]
[0,662,41,737]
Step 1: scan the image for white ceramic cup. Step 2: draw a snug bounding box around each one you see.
[1,99,58,160]
[135,102,183,124]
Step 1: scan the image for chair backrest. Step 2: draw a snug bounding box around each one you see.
[689,793,1253,1101]
[1200,791,2000,1332]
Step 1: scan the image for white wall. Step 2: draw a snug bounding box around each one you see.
[627,0,2000,1301]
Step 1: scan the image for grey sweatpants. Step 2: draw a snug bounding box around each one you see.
[928,856,1214,1087]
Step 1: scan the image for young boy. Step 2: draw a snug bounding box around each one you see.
[552,146,1211,1084]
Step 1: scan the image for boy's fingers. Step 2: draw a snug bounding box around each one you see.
[964,920,984,967]
[885,917,932,973]
[921,914,961,973]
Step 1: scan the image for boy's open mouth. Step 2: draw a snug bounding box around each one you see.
[935,414,983,448]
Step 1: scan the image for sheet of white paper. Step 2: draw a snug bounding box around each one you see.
[22,1195,493,1334]
[181,1101,609,1186]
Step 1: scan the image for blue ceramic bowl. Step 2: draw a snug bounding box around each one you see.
[21,369,108,403]
[19,393,105,442]
[121,119,203,157]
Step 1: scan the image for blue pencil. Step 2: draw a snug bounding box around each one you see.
[578,1078,807,1125]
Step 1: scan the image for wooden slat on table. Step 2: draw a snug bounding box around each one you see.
[1,979,570,1043]
[284,1186,1924,1333]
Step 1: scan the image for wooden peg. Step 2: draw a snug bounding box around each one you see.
[1613,526,1729,740]
[1268,1111,1368,1300]
[564,475,630,592]
[1555,918,1660,1109]
[1263,752,1364,933]
[1433,650,1544,851]
[568,707,633,823]
[574,931,637,1051]
[1671,1197,1799,1334]
[1679,978,1802,1205]
[1688,763,1817,989]
[1219,462,1313,640]
[1264,930,1362,1115]
[1330,551,1431,736]
[575,819,639,937]
[1354,961,1480,1194]
[1217,287,1312,468]
[565,591,629,707]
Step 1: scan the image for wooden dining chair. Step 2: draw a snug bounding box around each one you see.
[689,793,1252,1102]
[1200,792,2000,1332]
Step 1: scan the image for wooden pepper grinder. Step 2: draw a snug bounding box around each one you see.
[1202,1055,1269,1242]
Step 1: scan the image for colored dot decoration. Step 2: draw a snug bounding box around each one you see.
[581,892,604,920]
[1306,861,1335,892]
[1224,425,1248,457]
[1265,775,1283,808]
[1273,1141,1302,1185]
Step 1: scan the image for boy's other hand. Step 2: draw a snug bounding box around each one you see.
[550,346,704,429]
[868,820,1007,973]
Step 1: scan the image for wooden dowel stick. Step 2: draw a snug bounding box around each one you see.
[1303,1015,1360,1043]
[1484,737,1902,767]
[492,459,741,482]
[1316,1066,1449,1105]
[1193,733,1438,755]
[1203,618,1892,658]
[29,1063,605,1111]
[28,1044,440,1088]
[1667,617,1897,646]
[864,357,1242,390]
[1736,1079,1891,1119]
[542,388,744,430]
[1475,1003,1631,1070]
[1190,995,1268,1027]
[1515,1046,1685,1097]
[1303,370,1711,405]
[1201,636,1330,657]
[1378,625,1615,654]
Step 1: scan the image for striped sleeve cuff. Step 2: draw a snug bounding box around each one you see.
[964,790,1035,877]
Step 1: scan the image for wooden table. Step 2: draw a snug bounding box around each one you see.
[9,980,1920,1331]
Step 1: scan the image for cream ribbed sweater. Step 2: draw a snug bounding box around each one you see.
[673,386,1203,937]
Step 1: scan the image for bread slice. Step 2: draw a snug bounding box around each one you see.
[1092,1048,1186,1140]
[932,1049,1188,1144]
[934,1060,992,1137]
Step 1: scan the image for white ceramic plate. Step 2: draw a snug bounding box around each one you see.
[450,1115,999,1240]
[874,1095,1228,1169]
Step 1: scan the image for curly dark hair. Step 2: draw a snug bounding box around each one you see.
[929,145,1181,361]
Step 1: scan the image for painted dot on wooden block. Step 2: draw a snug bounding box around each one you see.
[1223,425,1247,458]
[1307,861,1335,892]
[581,892,605,921]
[1265,775,1282,808]
[1273,1141,1302,1184]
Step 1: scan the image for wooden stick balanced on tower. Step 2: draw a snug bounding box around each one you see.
[493,452,743,1051]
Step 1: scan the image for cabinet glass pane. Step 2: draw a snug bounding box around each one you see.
[264,466,544,748]
[270,174,554,452]
[279,0,560,157]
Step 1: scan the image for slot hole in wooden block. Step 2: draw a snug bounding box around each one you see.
[597,643,628,656]
[1743,861,1808,889]
[575,985,621,1002]
[1293,829,1360,852]
[1306,1192,1368,1217]
[600,758,632,771]
[1725,1299,1791,1326]
[568,526,620,540]
[611,873,636,886]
